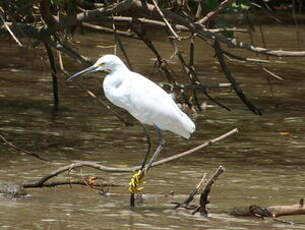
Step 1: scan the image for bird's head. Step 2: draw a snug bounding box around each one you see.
[67,54,126,81]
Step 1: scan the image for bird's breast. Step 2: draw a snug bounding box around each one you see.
[103,75,131,110]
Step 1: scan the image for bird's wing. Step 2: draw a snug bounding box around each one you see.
[127,73,183,126]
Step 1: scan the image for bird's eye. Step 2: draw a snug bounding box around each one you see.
[98,62,105,67]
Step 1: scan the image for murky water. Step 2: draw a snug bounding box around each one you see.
[1,25,305,229]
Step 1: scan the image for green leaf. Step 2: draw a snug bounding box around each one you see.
[225,0,251,13]
[239,0,251,10]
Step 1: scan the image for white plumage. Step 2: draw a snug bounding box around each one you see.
[68,54,195,139]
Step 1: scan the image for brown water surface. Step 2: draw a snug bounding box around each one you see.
[0,25,305,229]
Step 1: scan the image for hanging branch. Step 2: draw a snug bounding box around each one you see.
[4,0,305,58]
[0,11,23,47]
[292,0,301,49]
[44,43,59,110]
[170,38,231,111]
[48,39,92,67]
[130,20,192,108]
[188,36,201,111]
[251,2,282,23]
[112,17,134,70]
[214,41,262,115]
[151,0,180,40]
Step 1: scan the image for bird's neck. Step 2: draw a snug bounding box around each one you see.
[108,61,128,72]
[105,65,130,84]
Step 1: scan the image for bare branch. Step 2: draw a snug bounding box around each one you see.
[262,67,284,81]
[82,22,138,38]
[151,0,180,40]
[172,173,207,209]
[197,0,237,25]
[23,177,123,188]
[0,11,23,47]
[214,41,262,115]
[24,128,238,187]
[193,165,225,216]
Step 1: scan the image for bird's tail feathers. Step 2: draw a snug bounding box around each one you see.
[173,112,196,139]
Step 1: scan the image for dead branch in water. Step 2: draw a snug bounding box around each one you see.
[230,199,305,225]
[268,198,305,217]
[23,176,123,189]
[172,166,225,216]
[22,128,238,188]
[194,165,225,216]
[172,173,207,209]
[0,133,49,162]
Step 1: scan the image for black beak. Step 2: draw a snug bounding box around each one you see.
[67,65,98,81]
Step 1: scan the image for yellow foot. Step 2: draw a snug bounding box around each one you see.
[128,170,145,194]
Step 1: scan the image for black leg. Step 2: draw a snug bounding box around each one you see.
[155,125,166,147]
[129,125,165,208]
[144,125,165,170]
[140,123,152,170]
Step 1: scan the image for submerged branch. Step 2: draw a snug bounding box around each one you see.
[24,128,238,187]
[24,178,123,189]
[193,165,225,216]
[172,173,207,209]
[0,133,49,162]
[231,198,305,222]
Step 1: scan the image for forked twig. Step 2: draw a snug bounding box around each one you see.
[172,173,207,209]
[193,165,225,216]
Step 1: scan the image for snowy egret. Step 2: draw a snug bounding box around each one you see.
[68,54,195,168]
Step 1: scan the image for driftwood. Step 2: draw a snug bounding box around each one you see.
[268,199,305,217]
[230,199,305,225]
[231,199,305,218]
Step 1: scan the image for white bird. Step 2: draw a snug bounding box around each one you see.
[68,54,195,168]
